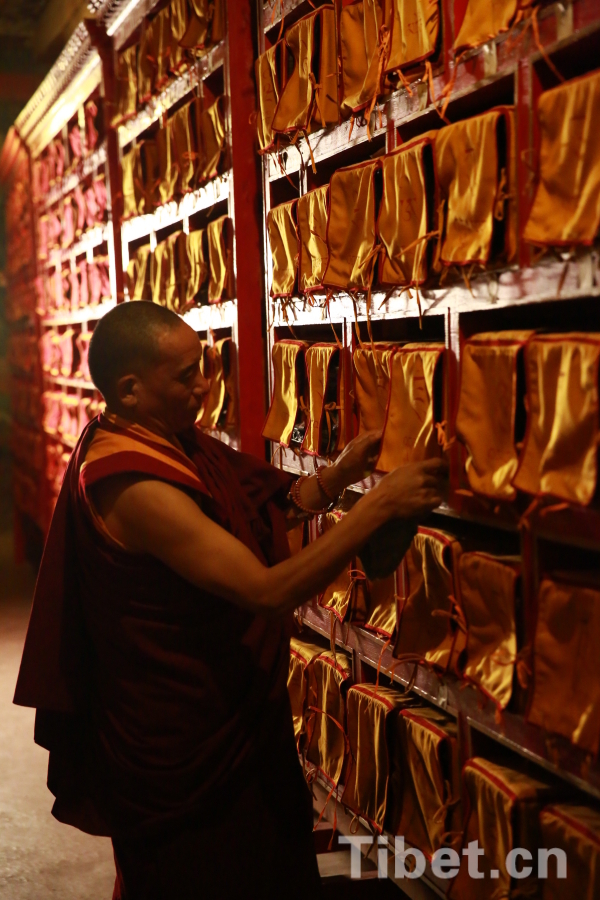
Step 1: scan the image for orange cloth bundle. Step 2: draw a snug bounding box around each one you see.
[271,8,338,137]
[302,343,345,457]
[457,552,520,709]
[156,123,178,207]
[287,638,325,746]
[385,0,440,76]
[305,649,352,787]
[127,245,152,302]
[353,344,396,435]
[113,44,138,126]
[539,804,600,899]
[434,107,516,269]
[456,331,532,501]
[262,340,309,448]
[449,758,555,900]
[171,99,199,195]
[255,41,286,154]
[394,526,465,672]
[199,338,237,431]
[388,707,461,859]
[342,685,417,833]
[527,575,600,755]
[454,0,518,52]
[512,333,600,505]
[181,229,208,307]
[267,199,298,298]
[207,215,234,303]
[524,70,600,248]
[363,569,397,638]
[198,96,225,183]
[323,160,381,291]
[318,511,368,624]
[297,186,329,294]
[339,0,388,117]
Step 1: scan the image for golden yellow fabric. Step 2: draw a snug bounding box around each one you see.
[524,70,600,248]
[288,638,325,744]
[179,0,210,50]
[527,576,600,755]
[218,337,238,431]
[138,19,155,104]
[364,572,397,637]
[297,186,329,293]
[267,200,298,298]
[512,333,600,505]
[305,650,352,787]
[199,342,224,428]
[394,527,464,671]
[353,345,396,435]
[129,245,152,301]
[207,215,234,303]
[121,145,143,220]
[540,804,600,900]
[272,8,338,136]
[340,0,387,117]
[199,97,225,182]
[255,42,284,153]
[113,45,138,126]
[378,343,444,473]
[324,160,380,290]
[435,107,515,267]
[342,685,413,833]
[156,123,178,207]
[171,101,196,195]
[182,229,208,306]
[391,708,461,859]
[318,511,368,623]
[386,0,440,73]
[169,0,189,74]
[210,0,225,46]
[262,340,308,446]
[150,240,168,306]
[163,232,183,313]
[458,552,518,709]
[378,136,434,287]
[303,343,345,456]
[140,139,160,211]
[448,758,555,900]
[148,6,172,92]
[454,0,518,52]
[456,331,533,501]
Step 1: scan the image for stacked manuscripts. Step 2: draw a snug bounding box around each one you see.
[2,0,259,542]
[259,0,600,895]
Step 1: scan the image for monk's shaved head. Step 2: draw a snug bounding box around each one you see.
[89,301,185,404]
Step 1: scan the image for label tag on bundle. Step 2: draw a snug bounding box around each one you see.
[556,2,574,41]
[482,41,498,77]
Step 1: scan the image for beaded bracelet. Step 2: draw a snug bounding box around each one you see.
[290,475,332,516]
[315,465,338,503]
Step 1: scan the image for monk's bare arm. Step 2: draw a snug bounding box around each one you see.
[92,459,446,619]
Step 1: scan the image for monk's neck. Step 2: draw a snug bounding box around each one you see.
[105,408,184,450]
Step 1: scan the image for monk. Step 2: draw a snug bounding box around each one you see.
[14,302,447,899]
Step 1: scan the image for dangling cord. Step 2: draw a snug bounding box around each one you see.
[351,295,366,349]
[348,113,356,142]
[326,291,343,350]
[374,636,393,689]
[365,25,391,140]
[302,129,317,174]
[531,5,565,84]
[518,496,541,531]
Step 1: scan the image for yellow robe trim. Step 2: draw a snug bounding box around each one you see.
[512,333,600,505]
[262,340,308,446]
[267,200,298,298]
[386,0,440,74]
[523,69,600,248]
[255,41,284,154]
[454,0,518,52]
[394,526,464,672]
[540,804,600,900]
[528,576,600,756]
[457,552,519,710]
[303,343,345,456]
[288,638,325,744]
[318,511,368,623]
[342,685,415,833]
[207,215,234,304]
[456,330,533,501]
[297,185,329,293]
[324,160,381,291]
[377,342,444,473]
[305,650,352,787]
[448,758,555,900]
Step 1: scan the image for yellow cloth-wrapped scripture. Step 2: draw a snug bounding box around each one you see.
[454,0,518,52]
[297,186,329,293]
[324,160,381,290]
[435,107,516,268]
[389,707,461,859]
[113,45,138,126]
[179,0,213,51]
[378,135,436,288]
[140,139,160,211]
[449,758,555,900]
[150,240,169,306]
[527,575,600,756]
[171,100,198,195]
[262,340,309,447]
[512,333,600,505]
[540,804,600,900]
[457,552,519,709]
[340,0,388,117]
[255,41,285,154]
[456,331,532,501]
[524,70,600,248]
[128,245,152,301]
[267,200,298,298]
[386,0,440,74]
[288,638,325,746]
[138,21,154,105]
[272,8,338,136]
[199,96,225,182]
[394,526,464,672]
[363,570,397,638]
[353,344,396,435]
[147,6,173,93]
[342,685,417,833]
[121,145,143,220]
[305,649,352,787]
[156,123,178,206]
[302,343,345,456]
[207,215,234,303]
[377,343,444,473]
[181,229,208,306]
[199,338,237,430]
[318,511,368,624]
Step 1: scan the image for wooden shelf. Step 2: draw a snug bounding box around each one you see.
[300,602,600,803]
[182,300,237,331]
[47,221,111,267]
[42,299,115,326]
[43,141,108,210]
[43,373,96,390]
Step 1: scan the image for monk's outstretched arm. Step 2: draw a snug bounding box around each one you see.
[93,458,447,619]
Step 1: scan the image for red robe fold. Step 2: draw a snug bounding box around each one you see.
[14,414,300,841]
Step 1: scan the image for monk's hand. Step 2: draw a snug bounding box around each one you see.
[373,457,449,520]
[330,430,383,491]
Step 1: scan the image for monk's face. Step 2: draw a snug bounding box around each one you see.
[133,322,210,434]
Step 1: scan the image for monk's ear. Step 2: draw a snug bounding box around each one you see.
[115,373,139,409]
